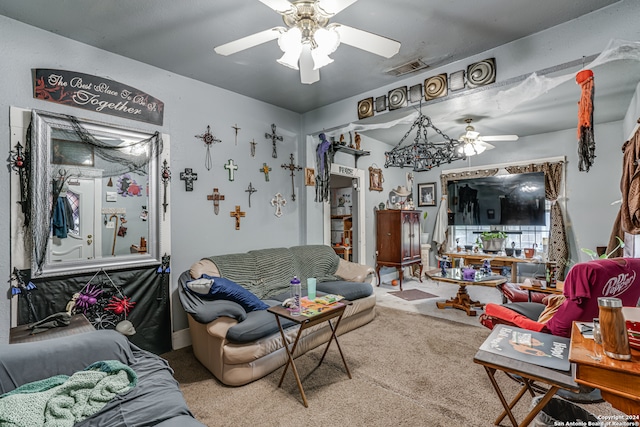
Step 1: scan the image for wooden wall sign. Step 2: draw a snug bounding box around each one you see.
[33,69,164,125]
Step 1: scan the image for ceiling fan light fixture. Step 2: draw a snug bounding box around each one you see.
[277,27,303,69]
[459,142,486,157]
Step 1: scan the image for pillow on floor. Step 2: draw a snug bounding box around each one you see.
[187,275,268,312]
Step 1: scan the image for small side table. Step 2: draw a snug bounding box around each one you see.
[10,314,96,344]
[268,300,352,407]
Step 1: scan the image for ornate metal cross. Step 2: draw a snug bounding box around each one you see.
[206,188,225,215]
[259,163,272,182]
[270,193,286,218]
[224,159,238,181]
[179,168,198,191]
[249,139,257,157]
[161,159,171,220]
[281,153,303,202]
[245,182,257,207]
[195,125,221,171]
[265,123,283,158]
[232,124,240,145]
[230,205,246,230]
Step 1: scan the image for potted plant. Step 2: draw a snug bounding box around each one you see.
[479,231,507,253]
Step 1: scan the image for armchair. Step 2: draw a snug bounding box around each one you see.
[480,258,640,337]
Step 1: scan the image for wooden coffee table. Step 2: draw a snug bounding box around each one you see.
[268,299,352,407]
[426,268,506,316]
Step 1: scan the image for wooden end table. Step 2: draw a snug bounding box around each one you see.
[569,322,640,416]
[268,299,352,407]
[518,281,564,302]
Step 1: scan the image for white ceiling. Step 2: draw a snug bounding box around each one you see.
[1,0,637,143]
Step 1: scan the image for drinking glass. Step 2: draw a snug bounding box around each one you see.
[592,318,602,361]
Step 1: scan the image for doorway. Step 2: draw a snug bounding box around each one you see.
[323,163,365,263]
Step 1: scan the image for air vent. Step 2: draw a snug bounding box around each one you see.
[386,59,429,77]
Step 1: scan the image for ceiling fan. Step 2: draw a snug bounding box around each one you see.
[214,0,401,84]
[457,118,519,156]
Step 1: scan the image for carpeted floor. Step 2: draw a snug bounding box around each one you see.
[162,304,623,426]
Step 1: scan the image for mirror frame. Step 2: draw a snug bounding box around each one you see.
[30,109,162,277]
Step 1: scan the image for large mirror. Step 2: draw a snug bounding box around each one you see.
[30,109,163,277]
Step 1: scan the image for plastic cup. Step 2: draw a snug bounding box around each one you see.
[307,278,317,301]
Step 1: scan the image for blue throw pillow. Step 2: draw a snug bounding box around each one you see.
[187,275,268,312]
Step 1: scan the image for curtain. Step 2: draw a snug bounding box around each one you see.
[506,162,568,279]
[607,125,640,257]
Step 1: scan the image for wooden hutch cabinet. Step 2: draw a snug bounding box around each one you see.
[375,209,423,291]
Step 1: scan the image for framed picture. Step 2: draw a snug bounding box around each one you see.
[304,168,315,186]
[368,166,384,192]
[418,182,437,207]
[52,139,94,167]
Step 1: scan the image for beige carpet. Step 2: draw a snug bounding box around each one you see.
[162,305,623,426]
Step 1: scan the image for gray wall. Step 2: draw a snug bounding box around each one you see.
[0,15,301,340]
[1,0,640,344]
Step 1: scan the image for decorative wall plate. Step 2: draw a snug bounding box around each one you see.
[409,84,422,103]
[424,74,448,100]
[375,95,387,112]
[357,97,374,119]
[388,87,407,110]
[449,70,466,91]
[467,58,496,88]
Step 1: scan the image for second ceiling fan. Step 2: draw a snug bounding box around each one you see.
[214,0,401,84]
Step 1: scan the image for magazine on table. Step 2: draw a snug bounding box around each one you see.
[299,296,344,317]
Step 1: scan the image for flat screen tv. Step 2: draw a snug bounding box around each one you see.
[447,172,546,226]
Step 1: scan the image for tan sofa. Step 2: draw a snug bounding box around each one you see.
[178,245,376,386]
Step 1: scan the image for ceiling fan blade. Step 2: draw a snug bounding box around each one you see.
[333,24,400,58]
[257,0,295,14]
[214,27,283,56]
[318,0,358,15]
[478,135,519,142]
[478,141,495,150]
[299,45,320,84]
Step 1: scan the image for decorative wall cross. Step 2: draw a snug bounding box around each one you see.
[161,159,171,220]
[206,188,225,215]
[281,153,303,202]
[271,193,286,218]
[195,125,222,171]
[179,168,198,191]
[249,139,257,157]
[224,159,238,181]
[230,205,246,230]
[265,123,283,158]
[260,163,272,181]
[232,124,240,145]
[245,182,257,207]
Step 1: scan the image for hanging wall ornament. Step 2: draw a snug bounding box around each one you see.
[161,159,171,220]
[206,188,225,215]
[265,123,283,158]
[179,168,198,191]
[271,193,286,218]
[576,69,596,172]
[260,163,272,181]
[195,125,222,170]
[107,177,113,187]
[245,182,257,207]
[315,133,334,203]
[9,141,28,216]
[249,139,257,157]
[281,153,302,202]
[230,205,246,230]
[156,253,171,304]
[118,173,143,197]
[224,159,238,181]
